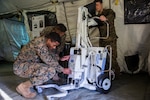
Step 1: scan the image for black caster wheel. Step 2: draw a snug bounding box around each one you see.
[35,86,43,93]
[96,73,111,94]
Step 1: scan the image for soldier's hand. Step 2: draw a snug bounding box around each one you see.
[62,68,71,74]
[99,15,107,21]
[60,55,70,61]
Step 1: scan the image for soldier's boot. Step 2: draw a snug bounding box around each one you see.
[16,80,37,98]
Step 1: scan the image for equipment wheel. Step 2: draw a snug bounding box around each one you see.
[96,73,111,94]
[35,86,43,93]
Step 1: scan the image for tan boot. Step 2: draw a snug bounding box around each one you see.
[16,80,37,99]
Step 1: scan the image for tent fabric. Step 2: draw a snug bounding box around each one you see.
[111,0,150,74]
[0,0,150,74]
[0,19,29,61]
[0,0,51,15]
[0,0,79,15]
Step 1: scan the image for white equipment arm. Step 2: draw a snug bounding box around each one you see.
[76,6,109,48]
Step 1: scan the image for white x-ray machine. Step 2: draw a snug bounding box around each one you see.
[36,6,115,100]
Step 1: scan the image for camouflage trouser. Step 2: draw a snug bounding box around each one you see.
[99,39,120,75]
[13,61,56,86]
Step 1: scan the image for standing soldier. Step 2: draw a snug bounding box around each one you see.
[90,0,120,76]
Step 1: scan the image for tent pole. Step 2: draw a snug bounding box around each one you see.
[109,0,111,9]
[62,2,72,43]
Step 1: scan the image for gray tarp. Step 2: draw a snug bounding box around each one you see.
[0,19,29,61]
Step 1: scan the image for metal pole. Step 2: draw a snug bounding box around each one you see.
[109,0,111,9]
[63,2,72,43]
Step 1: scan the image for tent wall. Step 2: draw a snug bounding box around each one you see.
[111,0,150,73]
[0,0,51,15]
[56,0,94,42]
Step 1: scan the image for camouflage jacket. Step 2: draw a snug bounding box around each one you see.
[56,34,66,54]
[15,36,63,72]
[40,26,55,36]
[94,9,118,41]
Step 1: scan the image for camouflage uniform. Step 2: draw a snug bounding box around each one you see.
[13,36,64,86]
[40,26,55,36]
[40,26,66,55]
[56,34,66,54]
[96,9,120,75]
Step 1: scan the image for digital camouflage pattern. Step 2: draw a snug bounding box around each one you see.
[55,34,66,55]
[13,36,64,85]
[40,26,55,36]
[97,9,118,41]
